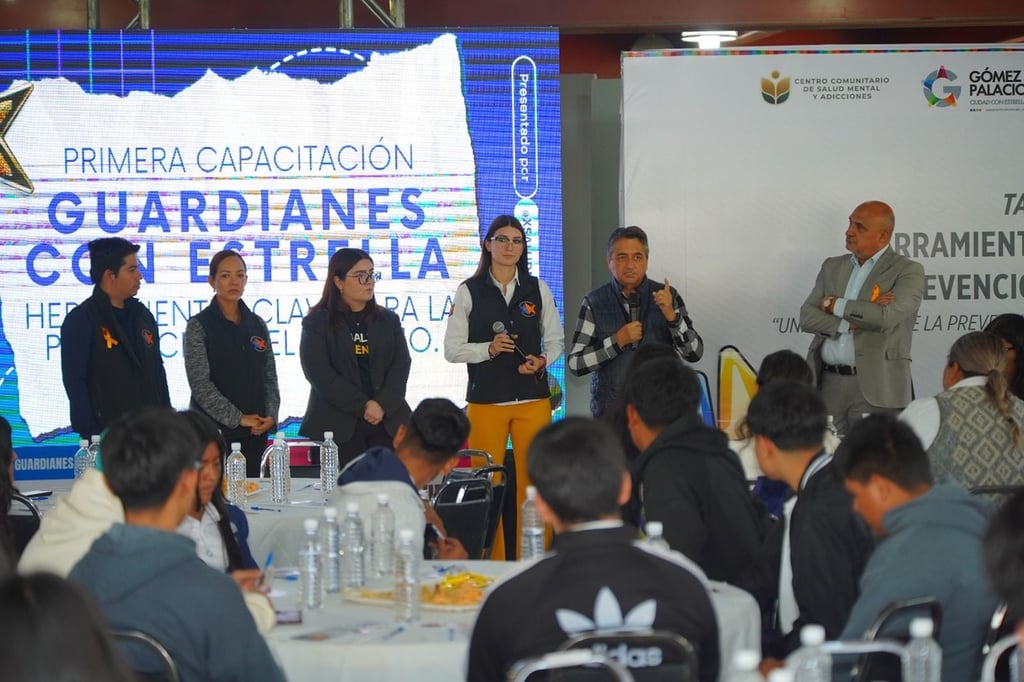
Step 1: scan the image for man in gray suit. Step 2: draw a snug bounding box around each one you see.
[800,201,925,435]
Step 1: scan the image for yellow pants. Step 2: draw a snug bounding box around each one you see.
[466,399,551,560]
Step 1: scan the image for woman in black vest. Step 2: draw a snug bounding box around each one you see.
[443,215,563,559]
[184,250,280,477]
[299,248,412,465]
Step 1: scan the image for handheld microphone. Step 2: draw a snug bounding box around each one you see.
[627,293,640,349]
[491,321,530,359]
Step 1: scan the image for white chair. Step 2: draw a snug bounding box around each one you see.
[980,634,1024,682]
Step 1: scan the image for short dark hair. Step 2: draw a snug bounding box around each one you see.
[983,489,1024,617]
[0,573,135,682]
[622,356,700,429]
[606,225,649,258]
[401,398,471,467]
[88,237,140,284]
[833,414,933,489]
[744,380,826,451]
[102,408,200,511]
[757,350,814,388]
[527,417,625,524]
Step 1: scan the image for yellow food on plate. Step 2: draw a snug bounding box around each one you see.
[221,479,262,495]
[355,572,493,606]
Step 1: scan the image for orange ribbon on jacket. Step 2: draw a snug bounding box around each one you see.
[870,284,880,302]
[101,327,119,349]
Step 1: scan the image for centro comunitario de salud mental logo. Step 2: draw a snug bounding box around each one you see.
[922,65,960,107]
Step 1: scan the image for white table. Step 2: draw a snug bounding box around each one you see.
[263,561,760,682]
[243,478,330,567]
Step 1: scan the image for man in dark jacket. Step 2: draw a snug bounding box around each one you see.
[623,356,767,594]
[468,417,720,682]
[746,381,875,666]
[60,237,169,439]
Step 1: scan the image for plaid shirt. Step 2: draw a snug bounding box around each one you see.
[567,286,700,376]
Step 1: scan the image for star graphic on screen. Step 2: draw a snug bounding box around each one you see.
[0,82,34,194]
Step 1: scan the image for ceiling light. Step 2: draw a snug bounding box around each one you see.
[681,30,739,49]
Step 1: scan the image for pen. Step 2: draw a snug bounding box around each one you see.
[430,523,446,541]
[250,506,283,513]
[257,551,274,588]
[382,626,405,640]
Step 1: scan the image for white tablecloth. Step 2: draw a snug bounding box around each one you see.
[243,478,330,567]
[264,561,760,682]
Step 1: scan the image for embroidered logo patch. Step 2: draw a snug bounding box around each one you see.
[519,300,537,317]
[251,335,268,352]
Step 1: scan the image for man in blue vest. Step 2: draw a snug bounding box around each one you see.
[568,226,702,417]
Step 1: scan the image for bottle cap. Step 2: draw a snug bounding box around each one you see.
[526,485,537,499]
[90,435,101,444]
[398,528,415,542]
[275,431,285,443]
[324,431,333,440]
[909,617,934,638]
[79,439,89,447]
[646,521,663,537]
[799,623,825,646]
[231,441,241,451]
[376,493,390,505]
[732,650,760,671]
[303,518,319,533]
[324,506,338,519]
[346,502,360,514]
[767,670,794,682]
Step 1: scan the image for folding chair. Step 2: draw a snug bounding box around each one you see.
[432,477,493,559]
[980,633,1024,682]
[981,603,1021,681]
[559,629,697,682]
[9,493,41,556]
[474,464,509,559]
[507,649,634,682]
[112,629,180,682]
[854,597,942,682]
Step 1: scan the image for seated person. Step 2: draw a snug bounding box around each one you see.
[985,312,1024,401]
[69,407,284,682]
[176,411,259,577]
[745,381,874,663]
[20,415,274,633]
[835,414,996,682]
[0,572,136,682]
[335,397,470,559]
[984,488,1024,639]
[0,415,21,559]
[623,356,766,591]
[900,331,1024,493]
[468,417,720,682]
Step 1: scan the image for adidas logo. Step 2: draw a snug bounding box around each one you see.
[555,586,665,669]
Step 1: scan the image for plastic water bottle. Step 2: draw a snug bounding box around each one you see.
[519,485,545,560]
[768,670,795,682]
[788,624,832,682]
[225,441,248,509]
[298,518,323,610]
[320,431,339,499]
[340,502,365,589]
[826,415,839,439]
[73,439,90,479]
[645,520,671,551]
[321,507,342,594]
[901,617,941,682]
[370,493,396,578]
[727,650,765,682]
[394,528,420,623]
[269,433,289,503]
[87,435,101,469]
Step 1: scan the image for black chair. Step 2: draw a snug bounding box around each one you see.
[852,597,942,682]
[432,476,493,559]
[507,650,634,681]
[9,493,41,556]
[559,629,697,682]
[112,629,180,682]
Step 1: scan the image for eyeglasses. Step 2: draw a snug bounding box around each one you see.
[489,235,526,246]
[347,270,376,284]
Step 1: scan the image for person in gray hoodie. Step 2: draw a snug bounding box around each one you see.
[69,408,284,682]
[835,414,997,682]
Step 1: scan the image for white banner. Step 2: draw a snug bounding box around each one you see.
[623,45,1024,429]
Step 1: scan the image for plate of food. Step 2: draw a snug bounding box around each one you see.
[343,571,494,612]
